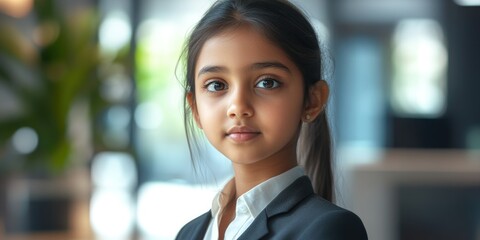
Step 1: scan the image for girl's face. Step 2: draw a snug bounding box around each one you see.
[190,26,305,168]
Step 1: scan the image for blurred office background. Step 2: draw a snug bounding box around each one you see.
[0,0,479,239]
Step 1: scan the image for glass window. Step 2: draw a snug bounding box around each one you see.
[391,19,447,117]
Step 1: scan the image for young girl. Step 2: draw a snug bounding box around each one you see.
[176,0,368,239]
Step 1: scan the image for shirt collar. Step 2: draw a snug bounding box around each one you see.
[210,166,305,219]
[211,178,236,218]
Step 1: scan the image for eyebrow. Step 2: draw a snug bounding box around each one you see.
[196,61,291,78]
[197,66,228,78]
[251,61,291,73]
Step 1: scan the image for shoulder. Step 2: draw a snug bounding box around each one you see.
[292,196,368,239]
[175,211,211,240]
[265,177,368,239]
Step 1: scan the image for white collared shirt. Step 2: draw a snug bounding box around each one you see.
[203,166,304,240]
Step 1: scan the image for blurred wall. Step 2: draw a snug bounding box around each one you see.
[331,0,480,150]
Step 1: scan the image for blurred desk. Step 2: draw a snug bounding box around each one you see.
[350,149,480,240]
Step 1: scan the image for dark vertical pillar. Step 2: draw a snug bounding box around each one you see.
[445,3,480,148]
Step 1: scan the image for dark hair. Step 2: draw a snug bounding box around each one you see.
[181,0,333,201]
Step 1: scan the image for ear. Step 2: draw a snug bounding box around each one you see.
[303,80,329,122]
[187,92,203,129]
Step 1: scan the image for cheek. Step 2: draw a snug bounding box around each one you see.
[272,90,304,116]
[196,97,223,125]
[260,97,303,128]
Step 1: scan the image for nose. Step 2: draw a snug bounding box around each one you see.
[227,87,254,119]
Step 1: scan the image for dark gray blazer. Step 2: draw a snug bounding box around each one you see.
[176,176,368,240]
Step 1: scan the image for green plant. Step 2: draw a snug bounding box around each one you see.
[0,0,100,174]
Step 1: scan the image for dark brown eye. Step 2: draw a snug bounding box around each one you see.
[206,81,227,92]
[256,78,280,89]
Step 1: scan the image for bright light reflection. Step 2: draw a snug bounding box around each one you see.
[12,127,38,154]
[90,152,137,240]
[90,190,135,240]
[134,102,163,129]
[391,19,447,117]
[454,0,480,6]
[91,152,136,188]
[137,182,217,240]
[99,10,131,54]
[136,20,177,57]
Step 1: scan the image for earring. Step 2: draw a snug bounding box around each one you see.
[304,114,311,122]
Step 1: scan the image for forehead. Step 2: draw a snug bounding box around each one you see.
[195,25,297,73]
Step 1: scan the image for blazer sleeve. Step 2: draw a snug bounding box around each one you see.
[299,209,368,240]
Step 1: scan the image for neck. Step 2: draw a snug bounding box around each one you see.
[231,152,297,198]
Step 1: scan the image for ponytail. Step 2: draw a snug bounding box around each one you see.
[298,111,333,201]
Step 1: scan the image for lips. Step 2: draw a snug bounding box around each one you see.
[226,126,261,142]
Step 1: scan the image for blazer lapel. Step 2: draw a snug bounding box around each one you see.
[238,176,314,240]
[191,211,212,240]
